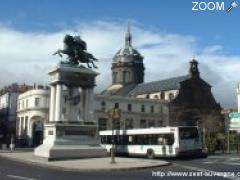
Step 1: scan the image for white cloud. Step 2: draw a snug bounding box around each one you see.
[0,21,239,108]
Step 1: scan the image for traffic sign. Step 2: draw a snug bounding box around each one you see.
[229,112,240,119]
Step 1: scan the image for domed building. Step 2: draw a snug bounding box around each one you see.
[95,25,224,133]
[101,25,145,96]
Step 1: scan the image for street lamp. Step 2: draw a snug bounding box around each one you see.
[108,103,121,164]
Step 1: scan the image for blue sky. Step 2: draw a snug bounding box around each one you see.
[0,0,239,54]
[0,0,240,108]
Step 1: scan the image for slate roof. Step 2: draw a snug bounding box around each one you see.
[101,84,137,96]
[128,75,190,96]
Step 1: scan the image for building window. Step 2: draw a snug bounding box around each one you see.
[160,92,165,100]
[22,101,25,109]
[127,72,131,82]
[62,107,66,114]
[101,101,106,111]
[169,93,174,101]
[140,119,147,128]
[146,94,150,99]
[125,118,133,129]
[160,105,163,113]
[154,95,159,99]
[20,117,24,135]
[98,118,107,131]
[25,116,28,134]
[150,105,154,113]
[64,95,67,103]
[141,105,145,112]
[35,97,40,106]
[113,72,117,84]
[114,103,119,109]
[158,120,163,127]
[127,104,132,112]
[114,119,121,130]
[148,120,155,128]
[123,71,127,83]
[16,117,20,135]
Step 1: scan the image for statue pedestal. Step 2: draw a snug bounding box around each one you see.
[34,64,107,160]
[34,123,106,160]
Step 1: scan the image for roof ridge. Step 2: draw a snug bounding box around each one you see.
[137,75,189,87]
[128,75,190,96]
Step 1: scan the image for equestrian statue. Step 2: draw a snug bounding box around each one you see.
[53,34,98,68]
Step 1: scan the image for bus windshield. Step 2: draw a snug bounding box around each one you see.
[179,127,199,140]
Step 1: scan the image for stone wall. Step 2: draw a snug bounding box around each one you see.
[169,76,224,133]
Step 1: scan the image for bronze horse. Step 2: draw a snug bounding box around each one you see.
[53,35,98,68]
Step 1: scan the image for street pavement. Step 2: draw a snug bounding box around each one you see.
[0,154,240,180]
[0,151,170,171]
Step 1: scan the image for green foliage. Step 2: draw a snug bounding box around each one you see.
[205,134,217,153]
[204,131,240,154]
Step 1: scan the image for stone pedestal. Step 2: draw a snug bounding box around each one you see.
[34,63,107,160]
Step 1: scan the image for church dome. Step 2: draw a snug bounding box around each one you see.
[113,26,143,63]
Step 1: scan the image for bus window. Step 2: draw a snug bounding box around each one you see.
[142,135,149,145]
[115,136,120,145]
[179,127,199,139]
[157,134,174,145]
[101,135,109,144]
[134,135,150,145]
[114,135,128,145]
[128,135,133,144]
[149,134,158,145]
[107,136,112,144]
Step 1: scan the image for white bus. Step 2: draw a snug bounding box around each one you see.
[99,126,202,158]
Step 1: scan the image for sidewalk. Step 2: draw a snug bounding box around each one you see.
[0,150,171,172]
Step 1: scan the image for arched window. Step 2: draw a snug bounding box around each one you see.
[101,101,106,110]
[150,105,154,113]
[114,103,119,109]
[25,116,28,134]
[169,93,174,101]
[160,92,165,100]
[127,104,132,112]
[123,71,131,83]
[123,71,127,83]
[113,72,117,84]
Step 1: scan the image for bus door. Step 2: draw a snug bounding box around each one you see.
[157,133,175,156]
[115,135,128,154]
[126,135,136,154]
[179,127,201,151]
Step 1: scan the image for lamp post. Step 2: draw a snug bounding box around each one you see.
[203,127,207,152]
[108,103,121,164]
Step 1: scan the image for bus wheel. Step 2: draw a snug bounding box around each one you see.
[147,149,155,159]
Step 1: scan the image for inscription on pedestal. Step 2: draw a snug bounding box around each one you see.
[65,130,89,136]
[48,130,54,135]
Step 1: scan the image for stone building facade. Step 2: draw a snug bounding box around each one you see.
[95,95,169,131]
[101,25,144,96]
[16,86,50,146]
[13,26,224,146]
[16,85,73,146]
[0,83,32,144]
[169,60,223,132]
[96,26,224,133]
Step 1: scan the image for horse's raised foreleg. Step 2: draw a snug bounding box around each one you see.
[87,63,92,68]
[91,61,98,69]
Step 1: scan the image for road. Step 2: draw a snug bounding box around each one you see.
[0,154,239,180]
